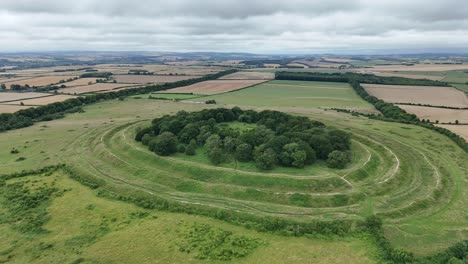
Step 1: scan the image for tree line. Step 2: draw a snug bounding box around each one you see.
[135,108,352,170]
[0,69,238,132]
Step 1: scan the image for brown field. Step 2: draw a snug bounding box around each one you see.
[57,83,136,94]
[0,104,31,113]
[373,72,446,81]
[156,80,266,95]
[219,71,275,80]
[363,84,468,107]
[0,92,51,103]
[144,65,223,76]
[112,74,200,84]
[62,78,99,87]
[3,95,77,106]
[2,75,78,88]
[368,64,468,72]
[437,125,468,141]
[398,105,468,123]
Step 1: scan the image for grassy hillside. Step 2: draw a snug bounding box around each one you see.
[0,96,466,262]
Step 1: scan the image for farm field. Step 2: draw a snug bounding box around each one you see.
[0,98,466,262]
[57,83,137,94]
[372,72,446,81]
[362,83,468,107]
[195,80,375,109]
[158,79,266,95]
[398,105,468,124]
[0,92,51,102]
[2,94,77,106]
[219,71,275,80]
[112,74,200,84]
[61,77,98,87]
[0,104,31,113]
[1,75,77,88]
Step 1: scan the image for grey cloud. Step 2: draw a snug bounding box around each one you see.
[0,0,467,53]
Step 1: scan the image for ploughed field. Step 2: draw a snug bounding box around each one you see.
[362,84,468,108]
[0,97,466,261]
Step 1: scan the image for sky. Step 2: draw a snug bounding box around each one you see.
[0,0,467,54]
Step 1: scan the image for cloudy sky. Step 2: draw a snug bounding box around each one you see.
[0,0,467,54]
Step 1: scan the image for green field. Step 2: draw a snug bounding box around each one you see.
[193,80,374,109]
[0,92,467,262]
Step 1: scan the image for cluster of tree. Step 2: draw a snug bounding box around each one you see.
[10,84,31,91]
[276,72,468,153]
[79,72,113,78]
[128,69,154,75]
[275,71,449,87]
[136,108,351,170]
[0,69,238,133]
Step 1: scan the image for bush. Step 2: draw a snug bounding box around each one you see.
[254,148,277,170]
[205,99,217,104]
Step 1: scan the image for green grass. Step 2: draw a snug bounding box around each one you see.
[0,170,379,263]
[0,96,466,259]
[191,80,374,109]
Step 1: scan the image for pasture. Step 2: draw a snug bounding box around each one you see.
[195,80,374,109]
[159,79,266,95]
[363,83,468,107]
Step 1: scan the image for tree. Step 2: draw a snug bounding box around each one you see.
[235,143,252,162]
[207,147,226,165]
[327,150,350,169]
[0,84,6,90]
[254,148,277,170]
[279,143,307,168]
[185,139,197,156]
[205,134,222,150]
[149,132,178,156]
